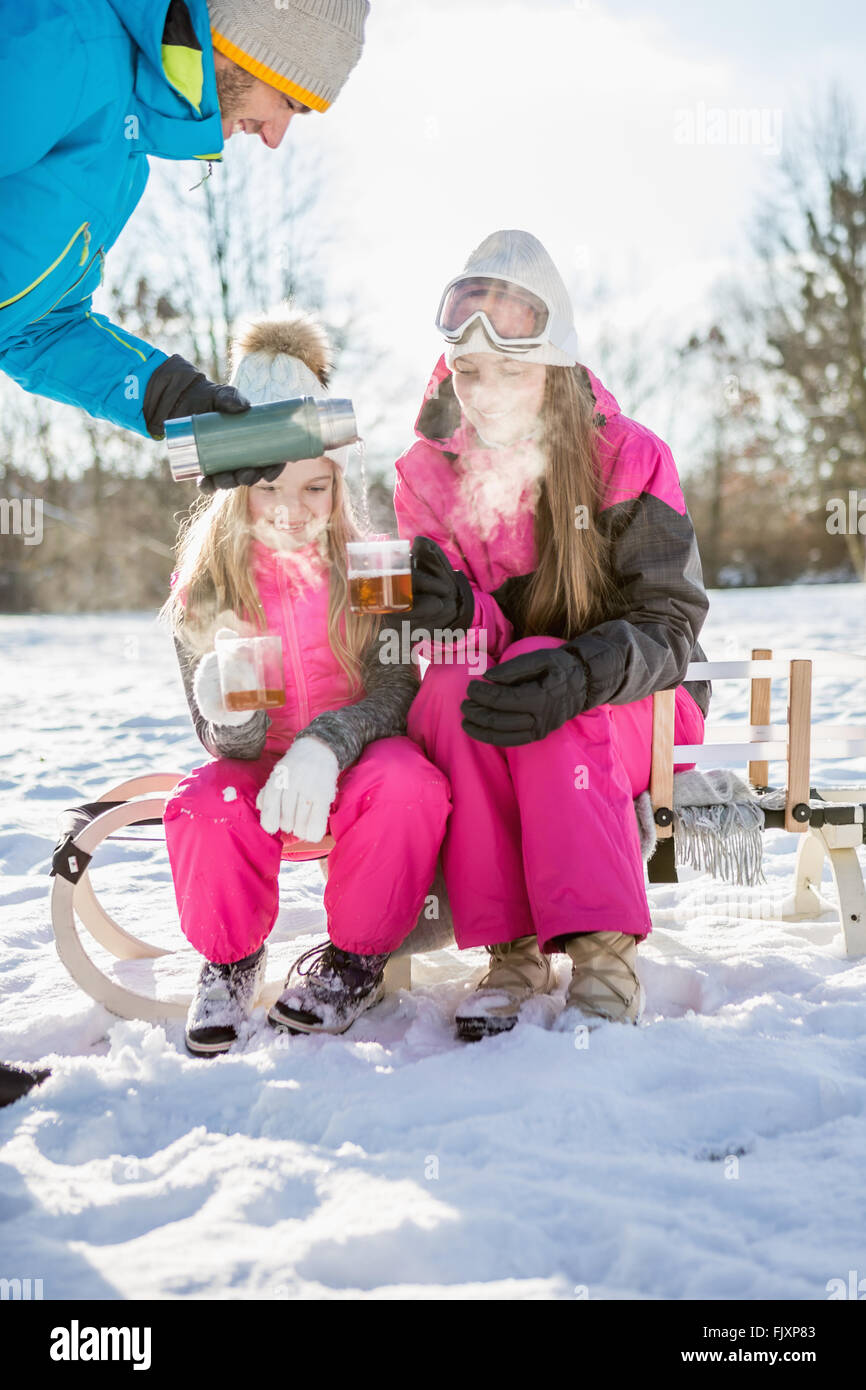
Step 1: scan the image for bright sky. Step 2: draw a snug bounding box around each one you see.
[6,0,866,481]
[255,0,866,464]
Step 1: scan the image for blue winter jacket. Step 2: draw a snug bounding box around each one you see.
[0,0,225,439]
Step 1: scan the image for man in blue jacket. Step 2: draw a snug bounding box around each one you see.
[0,0,369,489]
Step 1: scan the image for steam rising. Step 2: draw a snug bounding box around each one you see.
[454,431,548,542]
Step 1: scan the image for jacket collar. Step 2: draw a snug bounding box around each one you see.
[413,354,621,452]
[108,0,225,161]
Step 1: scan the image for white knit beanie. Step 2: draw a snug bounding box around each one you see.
[207,0,369,113]
[443,229,579,369]
[228,305,351,470]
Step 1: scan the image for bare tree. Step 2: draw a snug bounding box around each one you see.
[674,320,809,587]
[745,84,866,579]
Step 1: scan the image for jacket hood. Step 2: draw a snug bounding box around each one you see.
[413,354,621,452]
[106,0,225,160]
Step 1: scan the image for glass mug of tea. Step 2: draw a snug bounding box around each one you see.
[215,632,286,712]
[346,539,413,615]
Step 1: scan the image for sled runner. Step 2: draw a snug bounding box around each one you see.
[49,773,453,1022]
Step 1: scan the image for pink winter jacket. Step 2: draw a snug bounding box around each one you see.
[172,535,419,766]
[393,356,711,718]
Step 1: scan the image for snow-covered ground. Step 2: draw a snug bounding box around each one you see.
[1,585,864,1301]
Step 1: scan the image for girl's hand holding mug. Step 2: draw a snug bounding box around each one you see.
[380,536,475,632]
[193,630,260,728]
[256,736,340,842]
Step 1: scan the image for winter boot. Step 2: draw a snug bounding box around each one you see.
[0,1062,51,1108]
[455,934,555,1042]
[561,930,644,1026]
[268,941,390,1035]
[185,944,267,1057]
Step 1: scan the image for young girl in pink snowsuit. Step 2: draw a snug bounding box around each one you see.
[393,230,711,1038]
[160,308,450,1054]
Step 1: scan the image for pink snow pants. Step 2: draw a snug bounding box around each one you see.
[406,635,706,953]
[163,736,451,963]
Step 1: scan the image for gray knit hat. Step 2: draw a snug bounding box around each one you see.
[443,229,579,369]
[207,0,369,113]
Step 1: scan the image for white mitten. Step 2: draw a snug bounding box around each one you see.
[256,736,340,842]
[193,629,258,727]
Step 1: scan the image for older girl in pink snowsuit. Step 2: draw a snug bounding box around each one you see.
[392,230,711,1037]
[160,309,450,1053]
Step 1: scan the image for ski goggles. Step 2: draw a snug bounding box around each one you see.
[434,273,578,356]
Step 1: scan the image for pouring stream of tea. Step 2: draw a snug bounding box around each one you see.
[354,437,373,538]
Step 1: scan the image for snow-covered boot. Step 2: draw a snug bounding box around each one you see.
[268,941,389,1035]
[455,934,555,1042]
[185,944,267,1057]
[561,930,644,1026]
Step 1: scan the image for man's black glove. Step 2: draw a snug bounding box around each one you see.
[144,353,287,492]
[460,645,591,746]
[383,535,475,632]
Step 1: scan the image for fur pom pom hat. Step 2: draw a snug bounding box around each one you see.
[228,305,350,470]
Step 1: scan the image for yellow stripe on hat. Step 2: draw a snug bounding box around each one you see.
[210,29,330,112]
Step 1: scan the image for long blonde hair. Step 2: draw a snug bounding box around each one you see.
[519,364,619,638]
[158,464,378,695]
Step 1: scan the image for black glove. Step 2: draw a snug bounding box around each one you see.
[144,353,250,438]
[460,645,590,746]
[144,354,286,492]
[382,535,475,632]
[195,461,287,494]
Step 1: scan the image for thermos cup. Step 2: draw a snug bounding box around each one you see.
[165,395,358,483]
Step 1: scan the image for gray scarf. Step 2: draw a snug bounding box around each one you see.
[400,771,773,959]
[633,770,767,887]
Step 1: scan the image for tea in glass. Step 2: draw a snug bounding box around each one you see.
[346,539,413,614]
[215,633,286,711]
